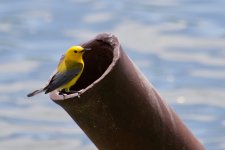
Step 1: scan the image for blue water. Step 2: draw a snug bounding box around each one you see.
[0,0,225,149]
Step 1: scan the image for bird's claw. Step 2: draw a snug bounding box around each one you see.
[76,90,83,98]
[58,89,83,98]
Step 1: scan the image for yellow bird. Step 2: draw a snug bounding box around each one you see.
[27,46,91,97]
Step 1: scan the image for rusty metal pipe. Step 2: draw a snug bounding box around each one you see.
[50,33,204,150]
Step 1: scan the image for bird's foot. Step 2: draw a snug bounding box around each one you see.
[58,90,67,99]
[69,90,83,98]
[58,90,65,95]
[59,89,71,95]
[58,89,83,98]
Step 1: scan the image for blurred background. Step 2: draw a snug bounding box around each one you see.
[0,0,225,149]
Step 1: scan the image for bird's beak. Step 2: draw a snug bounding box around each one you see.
[83,48,92,51]
[80,47,92,53]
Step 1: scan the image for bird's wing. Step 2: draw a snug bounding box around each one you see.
[45,64,83,94]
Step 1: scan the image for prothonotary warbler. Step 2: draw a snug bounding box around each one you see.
[27,45,91,97]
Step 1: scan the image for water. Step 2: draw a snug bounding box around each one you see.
[0,0,225,149]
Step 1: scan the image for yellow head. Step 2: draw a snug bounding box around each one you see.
[65,46,91,61]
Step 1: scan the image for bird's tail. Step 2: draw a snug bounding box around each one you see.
[27,88,45,97]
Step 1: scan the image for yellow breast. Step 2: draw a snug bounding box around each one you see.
[60,68,83,90]
[57,55,84,91]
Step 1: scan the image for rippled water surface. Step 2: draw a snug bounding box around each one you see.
[0,0,225,150]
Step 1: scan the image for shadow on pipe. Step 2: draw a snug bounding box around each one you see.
[50,33,204,150]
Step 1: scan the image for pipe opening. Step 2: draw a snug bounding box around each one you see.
[69,39,114,92]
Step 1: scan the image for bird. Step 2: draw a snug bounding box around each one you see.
[27,45,91,97]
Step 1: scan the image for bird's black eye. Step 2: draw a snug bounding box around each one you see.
[74,50,77,53]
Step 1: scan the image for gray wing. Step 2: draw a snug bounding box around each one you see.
[45,66,82,94]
